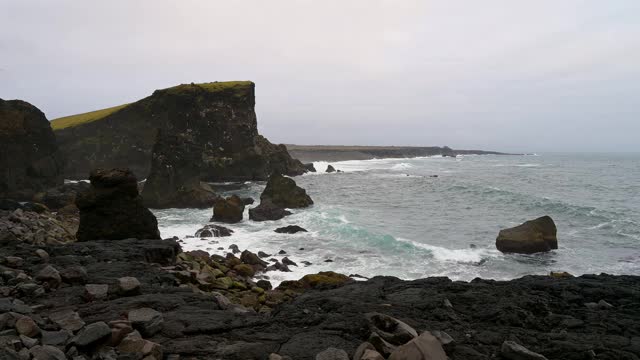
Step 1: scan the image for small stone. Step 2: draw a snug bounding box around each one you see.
[117,332,163,359]
[41,330,72,346]
[598,299,614,309]
[84,284,109,301]
[229,244,240,254]
[212,292,231,310]
[19,334,38,348]
[15,317,40,337]
[501,341,548,360]
[443,298,453,308]
[72,321,111,347]
[29,345,67,360]
[258,251,271,258]
[282,257,298,267]
[128,308,163,337]
[361,349,385,360]
[60,266,88,285]
[35,265,61,288]
[5,256,24,268]
[388,332,447,360]
[35,249,49,262]
[117,277,141,296]
[315,347,349,360]
[49,310,85,332]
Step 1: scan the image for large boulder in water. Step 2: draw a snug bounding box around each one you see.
[212,195,244,223]
[51,81,307,181]
[0,99,63,200]
[260,173,313,209]
[496,216,558,254]
[248,199,291,222]
[76,168,160,241]
[142,130,217,208]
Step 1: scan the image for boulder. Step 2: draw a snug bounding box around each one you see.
[260,172,313,208]
[84,284,109,301]
[117,276,141,296]
[48,309,85,331]
[118,332,163,359]
[326,165,336,173]
[304,163,317,172]
[365,312,418,345]
[35,265,61,288]
[249,199,292,221]
[15,317,40,337]
[496,216,558,254]
[388,332,447,360]
[29,345,67,360]
[72,321,111,348]
[240,250,269,268]
[128,308,163,337]
[52,81,307,181]
[0,99,63,200]
[212,195,245,223]
[75,168,160,241]
[278,271,352,291]
[142,130,218,209]
[315,347,349,360]
[194,224,233,238]
[275,225,308,234]
[59,266,88,285]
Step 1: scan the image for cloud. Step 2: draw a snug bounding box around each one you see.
[0,0,638,152]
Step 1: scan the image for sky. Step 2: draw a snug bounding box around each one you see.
[1,1,639,153]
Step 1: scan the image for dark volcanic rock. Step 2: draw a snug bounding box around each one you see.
[326,165,336,173]
[275,225,308,234]
[212,195,245,223]
[249,199,292,222]
[304,163,316,172]
[142,130,218,209]
[496,216,558,254]
[194,224,233,238]
[53,81,306,181]
[0,99,63,200]
[260,172,313,208]
[76,168,160,241]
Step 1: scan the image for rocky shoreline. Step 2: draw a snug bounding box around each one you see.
[1,235,639,360]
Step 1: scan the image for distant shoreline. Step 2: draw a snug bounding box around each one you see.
[286,144,520,163]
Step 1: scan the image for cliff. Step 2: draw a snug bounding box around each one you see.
[0,98,63,199]
[51,81,306,180]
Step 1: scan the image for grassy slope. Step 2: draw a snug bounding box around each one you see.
[50,81,253,130]
[50,104,130,130]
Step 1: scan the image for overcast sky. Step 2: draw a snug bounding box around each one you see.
[1,1,639,152]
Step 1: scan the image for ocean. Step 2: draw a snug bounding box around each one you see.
[154,153,640,286]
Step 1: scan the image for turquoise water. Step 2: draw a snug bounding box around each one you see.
[155,153,640,285]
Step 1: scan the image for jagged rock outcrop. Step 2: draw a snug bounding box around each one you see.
[141,130,217,209]
[76,168,160,241]
[249,200,292,222]
[496,216,558,254]
[261,173,313,208]
[52,81,307,181]
[0,99,63,199]
[212,195,245,223]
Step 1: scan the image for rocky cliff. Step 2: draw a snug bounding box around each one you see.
[51,81,307,180]
[0,99,63,200]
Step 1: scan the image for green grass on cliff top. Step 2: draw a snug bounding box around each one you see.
[50,103,130,130]
[50,81,253,130]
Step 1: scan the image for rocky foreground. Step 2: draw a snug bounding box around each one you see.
[1,235,639,360]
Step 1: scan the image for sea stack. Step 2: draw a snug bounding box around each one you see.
[141,130,218,209]
[0,98,64,200]
[76,168,160,241]
[260,172,313,209]
[496,216,558,254]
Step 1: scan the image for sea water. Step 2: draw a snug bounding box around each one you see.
[154,153,640,286]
